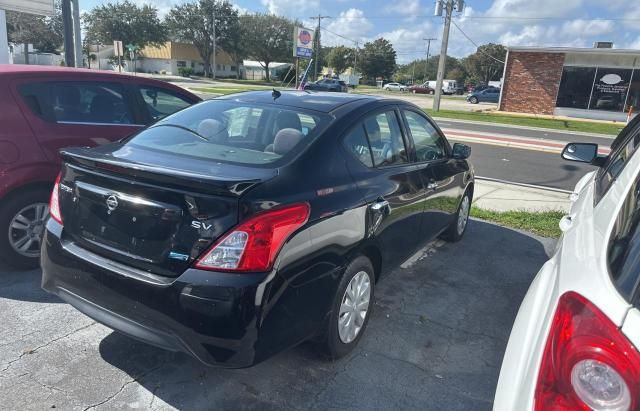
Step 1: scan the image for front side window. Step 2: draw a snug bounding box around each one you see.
[19,81,133,124]
[608,171,640,302]
[123,100,330,167]
[403,111,446,162]
[595,121,640,203]
[363,111,408,167]
[139,86,193,121]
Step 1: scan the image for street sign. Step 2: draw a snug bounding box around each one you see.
[293,27,314,58]
[0,0,53,15]
[113,41,124,57]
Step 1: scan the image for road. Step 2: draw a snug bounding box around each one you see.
[435,119,615,191]
[0,222,555,410]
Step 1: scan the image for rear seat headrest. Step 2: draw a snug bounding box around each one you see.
[273,128,303,155]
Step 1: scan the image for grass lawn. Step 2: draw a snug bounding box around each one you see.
[471,207,564,238]
[425,109,624,136]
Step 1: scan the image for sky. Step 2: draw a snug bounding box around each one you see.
[79,0,640,64]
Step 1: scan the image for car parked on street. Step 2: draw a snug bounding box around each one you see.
[304,78,348,92]
[495,114,640,410]
[408,83,435,94]
[0,65,200,268]
[383,82,406,92]
[42,90,474,368]
[466,87,500,104]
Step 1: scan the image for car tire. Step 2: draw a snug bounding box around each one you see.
[321,255,375,359]
[469,96,479,104]
[0,188,51,270]
[441,188,472,242]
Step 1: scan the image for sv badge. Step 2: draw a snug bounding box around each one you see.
[191,221,212,230]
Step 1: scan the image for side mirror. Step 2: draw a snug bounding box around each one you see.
[562,143,598,164]
[452,143,471,160]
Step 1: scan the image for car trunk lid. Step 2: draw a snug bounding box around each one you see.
[58,146,276,277]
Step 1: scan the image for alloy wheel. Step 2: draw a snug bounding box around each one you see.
[338,270,371,344]
[457,195,470,236]
[8,203,49,258]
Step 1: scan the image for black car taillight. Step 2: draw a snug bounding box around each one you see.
[194,203,310,272]
[49,173,63,225]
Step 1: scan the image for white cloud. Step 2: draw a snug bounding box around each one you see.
[386,0,421,17]
[260,0,319,16]
[376,24,436,63]
[559,19,614,37]
[486,0,585,18]
[322,9,373,47]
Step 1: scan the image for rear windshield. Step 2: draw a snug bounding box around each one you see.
[124,100,331,166]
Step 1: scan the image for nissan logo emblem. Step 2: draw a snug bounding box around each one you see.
[106,195,119,212]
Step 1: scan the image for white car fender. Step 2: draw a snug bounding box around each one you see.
[493,255,561,411]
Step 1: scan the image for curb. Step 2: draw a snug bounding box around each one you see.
[475,176,573,194]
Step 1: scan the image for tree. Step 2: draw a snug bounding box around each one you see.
[240,14,294,82]
[83,1,167,51]
[166,0,238,78]
[6,1,63,60]
[360,38,396,81]
[463,43,507,85]
[326,46,354,75]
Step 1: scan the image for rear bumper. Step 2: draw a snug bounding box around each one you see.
[41,220,270,368]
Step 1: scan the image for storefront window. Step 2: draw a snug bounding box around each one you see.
[589,68,633,112]
[556,67,596,110]
[626,70,640,113]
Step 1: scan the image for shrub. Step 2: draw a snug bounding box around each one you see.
[178,67,194,77]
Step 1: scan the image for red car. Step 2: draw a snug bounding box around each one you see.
[0,65,200,268]
[408,83,435,94]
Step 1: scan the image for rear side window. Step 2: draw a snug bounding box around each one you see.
[595,122,640,203]
[344,125,373,167]
[363,111,408,167]
[139,86,192,121]
[608,172,640,303]
[19,82,134,125]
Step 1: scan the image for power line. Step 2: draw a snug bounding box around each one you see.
[451,20,505,64]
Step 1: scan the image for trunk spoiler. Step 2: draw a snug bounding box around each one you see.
[60,147,276,197]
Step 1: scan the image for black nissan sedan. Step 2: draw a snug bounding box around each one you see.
[41,91,474,368]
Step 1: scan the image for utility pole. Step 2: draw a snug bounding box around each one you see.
[212,3,217,79]
[433,0,463,111]
[310,14,330,81]
[353,41,359,75]
[423,37,437,83]
[62,0,75,67]
[72,0,82,67]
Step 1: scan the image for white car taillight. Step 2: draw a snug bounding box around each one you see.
[194,203,310,272]
[49,173,63,225]
[534,292,640,411]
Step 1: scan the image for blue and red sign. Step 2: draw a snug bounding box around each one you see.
[294,27,314,58]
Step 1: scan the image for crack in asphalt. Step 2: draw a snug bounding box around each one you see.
[0,322,97,374]
[310,353,361,409]
[83,364,164,411]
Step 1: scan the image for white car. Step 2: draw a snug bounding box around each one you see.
[383,82,406,91]
[495,116,640,411]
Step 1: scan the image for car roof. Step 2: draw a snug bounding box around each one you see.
[216,90,404,113]
[0,64,201,100]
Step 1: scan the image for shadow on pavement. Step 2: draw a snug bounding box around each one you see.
[0,264,61,304]
[93,220,555,410]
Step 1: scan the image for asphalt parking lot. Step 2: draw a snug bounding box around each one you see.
[0,220,554,410]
